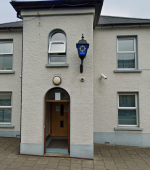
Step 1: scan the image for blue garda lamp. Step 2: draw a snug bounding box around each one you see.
[76,34,89,73]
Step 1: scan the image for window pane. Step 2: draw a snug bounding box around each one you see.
[119,95,135,107]
[118,109,136,125]
[50,56,66,63]
[0,108,11,123]
[118,39,134,51]
[47,89,69,100]
[0,42,13,54]
[118,53,135,68]
[51,33,66,41]
[50,43,65,52]
[0,55,13,70]
[0,95,11,106]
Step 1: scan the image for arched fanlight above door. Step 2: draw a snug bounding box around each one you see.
[46,88,69,101]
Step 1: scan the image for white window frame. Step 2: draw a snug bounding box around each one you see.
[0,93,12,125]
[48,31,67,64]
[117,37,136,70]
[0,40,13,71]
[48,41,66,54]
[118,93,138,127]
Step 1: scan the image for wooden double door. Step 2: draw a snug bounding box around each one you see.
[50,102,69,137]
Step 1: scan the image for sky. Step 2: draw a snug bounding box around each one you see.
[0,0,150,24]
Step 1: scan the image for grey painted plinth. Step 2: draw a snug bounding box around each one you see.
[70,144,94,159]
[20,143,44,156]
[94,132,150,147]
[0,131,20,137]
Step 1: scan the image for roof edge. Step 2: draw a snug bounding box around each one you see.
[97,23,150,28]
[0,21,23,30]
[10,0,104,28]
[100,15,150,21]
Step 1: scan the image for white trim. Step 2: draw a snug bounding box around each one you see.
[0,93,12,124]
[116,68,135,70]
[118,107,136,110]
[48,32,67,64]
[0,53,13,55]
[0,106,12,109]
[117,37,136,69]
[117,51,136,53]
[118,125,138,127]
[118,93,138,126]
[0,69,13,71]
[0,40,13,71]
[48,41,66,53]
[0,42,13,55]
[0,122,11,125]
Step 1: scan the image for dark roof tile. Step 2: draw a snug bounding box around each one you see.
[0,21,23,29]
[98,16,150,26]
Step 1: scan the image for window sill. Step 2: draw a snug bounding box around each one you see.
[0,71,15,74]
[114,127,143,131]
[45,64,69,68]
[0,125,14,128]
[114,70,142,73]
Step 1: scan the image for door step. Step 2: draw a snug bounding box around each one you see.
[44,153,70,157]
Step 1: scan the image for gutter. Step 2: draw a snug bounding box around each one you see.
[0,27,23,31]
[96,23,150,28]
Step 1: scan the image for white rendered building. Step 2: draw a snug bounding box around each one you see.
[0,0,150,159]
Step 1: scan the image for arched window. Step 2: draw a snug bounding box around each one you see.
[48,31,66,64]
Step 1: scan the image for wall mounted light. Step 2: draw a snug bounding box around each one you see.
[53,76,61,85]
[76,34,89,73]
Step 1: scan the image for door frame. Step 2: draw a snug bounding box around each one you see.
[44,88,70,154]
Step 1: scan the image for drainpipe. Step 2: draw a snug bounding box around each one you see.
[20,26,23,143]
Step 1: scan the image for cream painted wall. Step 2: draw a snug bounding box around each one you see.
[0,30,22,132]
[21,14,93,145]
[93,27,150,133]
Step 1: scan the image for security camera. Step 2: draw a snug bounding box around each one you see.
[100,74,107,80]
